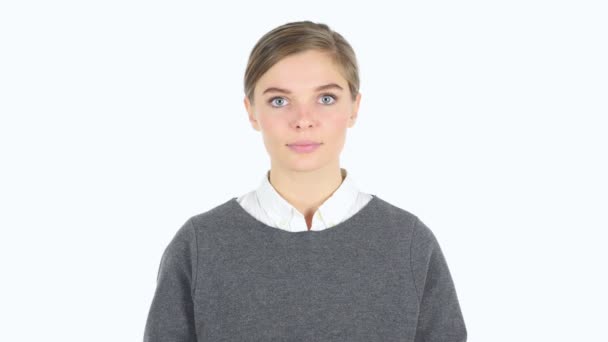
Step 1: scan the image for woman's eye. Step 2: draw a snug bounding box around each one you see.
[319,94,337,105]
[269,97,288,107]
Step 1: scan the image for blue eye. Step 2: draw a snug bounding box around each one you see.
[319,94,337,105]
[269,97,288,108]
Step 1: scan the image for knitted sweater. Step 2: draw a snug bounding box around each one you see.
[143,195,467,341]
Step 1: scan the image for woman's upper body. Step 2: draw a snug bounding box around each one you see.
[144,20,467,341]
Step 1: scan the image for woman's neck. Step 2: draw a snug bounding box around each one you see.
[268,164,345,218]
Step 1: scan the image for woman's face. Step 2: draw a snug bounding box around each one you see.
[244,49,361,173]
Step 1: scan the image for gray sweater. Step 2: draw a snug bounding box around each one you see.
[143,195,467,341]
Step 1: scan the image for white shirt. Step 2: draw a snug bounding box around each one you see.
[236,168,374,232]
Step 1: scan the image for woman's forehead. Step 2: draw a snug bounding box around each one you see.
[261,83,345,96]
[257,69,347,95]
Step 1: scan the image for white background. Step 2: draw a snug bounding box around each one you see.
[1,0,606,341]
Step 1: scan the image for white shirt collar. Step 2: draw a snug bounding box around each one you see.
[254,168,360,232]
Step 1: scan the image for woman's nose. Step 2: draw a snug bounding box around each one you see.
[292,105,315,127]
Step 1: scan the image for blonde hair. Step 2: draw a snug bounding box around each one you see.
[244,20,360,105]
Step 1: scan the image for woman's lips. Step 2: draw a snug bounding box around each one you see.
[287,142,322,153]
[288,140,321,146]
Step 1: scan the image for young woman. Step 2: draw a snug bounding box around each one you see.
[144,20,467,341]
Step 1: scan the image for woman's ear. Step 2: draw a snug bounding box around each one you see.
[348,92,361,128]
[244,96,261,132]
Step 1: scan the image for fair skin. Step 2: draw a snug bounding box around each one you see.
[244,49,361,229]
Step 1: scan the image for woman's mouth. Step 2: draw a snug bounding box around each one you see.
[286,142,322,153]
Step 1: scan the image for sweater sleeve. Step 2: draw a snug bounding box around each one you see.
[143,218,198,342]
[410,216,467,342]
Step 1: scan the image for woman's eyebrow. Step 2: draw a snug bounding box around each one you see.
[262,83,343,95]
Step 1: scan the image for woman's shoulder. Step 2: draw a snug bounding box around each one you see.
[186,196,239,228]
[370,194,420,227]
